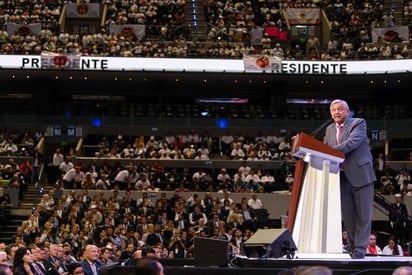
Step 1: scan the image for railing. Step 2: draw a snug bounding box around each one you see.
[33,163,46,209]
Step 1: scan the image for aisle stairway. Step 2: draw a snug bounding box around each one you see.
[383,0,404,25]
[0,184,46,244]
[184,0,207,40]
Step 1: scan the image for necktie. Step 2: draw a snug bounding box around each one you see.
[91,263,98,275]
[33,263,43,275]
[157,233,163,243]
[336,124,342,144]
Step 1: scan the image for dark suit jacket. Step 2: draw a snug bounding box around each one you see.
[48,256,67,273]
[146,232,164,246]
[12,264,28,275]
[136,206,153,218]
[389,202,408,224]
[207,219,220,235]
[31,263,44,275]
[119,250,133,261]
[80,260,103,275]
[325,117,376,187]
[81,196,92,208]
[39,259,59,275]
[124,198,137,210]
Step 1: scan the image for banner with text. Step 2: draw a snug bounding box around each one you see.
[41,51,82,69]
[371,26,409,43]
[285,8,320,25]
[243,54,282,71]
[109,23,145,40]
[3,55,412,74]
[7,22,42,36]
[66,3,100,18]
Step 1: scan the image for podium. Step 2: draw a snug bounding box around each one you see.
[287,132,345,254]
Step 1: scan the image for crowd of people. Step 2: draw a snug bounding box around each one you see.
[0,242,166,275]
[0,128,295,195]
[1,171,274,268]
[0,119,412,249]
[53,130,295,193]
[0,129,280,262]
[0,0,411,59]
[0,124,412,275]
[91,130,292,161]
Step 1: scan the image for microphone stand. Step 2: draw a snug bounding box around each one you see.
[309,118,333,139]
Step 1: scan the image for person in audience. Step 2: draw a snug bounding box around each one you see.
[133,257,164,275]
[80,245,103,275]
[247,193,264,210]
[0,263,12,275]
[145,222,165,247]
[389,194,409,248]
[392,266,412,275]
[295,265,333,275]
[6,244,18,267]
[382,235,404,256]
[67,262,84,275]
[367,232,382,255]
[0,252,11,275]
[12,247,33,275]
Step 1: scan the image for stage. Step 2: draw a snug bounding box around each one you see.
[100,253,412,275]
[231,253,412,274]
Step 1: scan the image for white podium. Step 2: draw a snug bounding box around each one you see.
[288,132,345,254]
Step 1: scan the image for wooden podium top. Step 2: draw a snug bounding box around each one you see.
[291,132,344,163]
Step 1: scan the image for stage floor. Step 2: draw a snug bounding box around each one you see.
[100,254,412,275]
[233,254,412,274]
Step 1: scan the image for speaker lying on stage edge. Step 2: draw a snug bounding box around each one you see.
[243,229,297,259]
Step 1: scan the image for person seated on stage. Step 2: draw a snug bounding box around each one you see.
[367,231,382,255]
[382,235,404,256]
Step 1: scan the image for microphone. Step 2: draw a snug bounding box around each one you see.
[310,118,333,138]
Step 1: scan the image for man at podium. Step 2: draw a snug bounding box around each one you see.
[324,99,376,259]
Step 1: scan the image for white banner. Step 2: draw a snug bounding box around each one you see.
[66,3,100,18]
[243,54,282,71]
[109,23,145,40]
[285,8,320,25]
[7,22,42,36]
[2,55,412,75]
[40,51,82,69]
[371,26,409,43]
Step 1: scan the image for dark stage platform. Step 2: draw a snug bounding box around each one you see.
[100,254,412,275]
[232,254,412,274]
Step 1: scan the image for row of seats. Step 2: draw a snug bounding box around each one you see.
[2,98,412,120]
